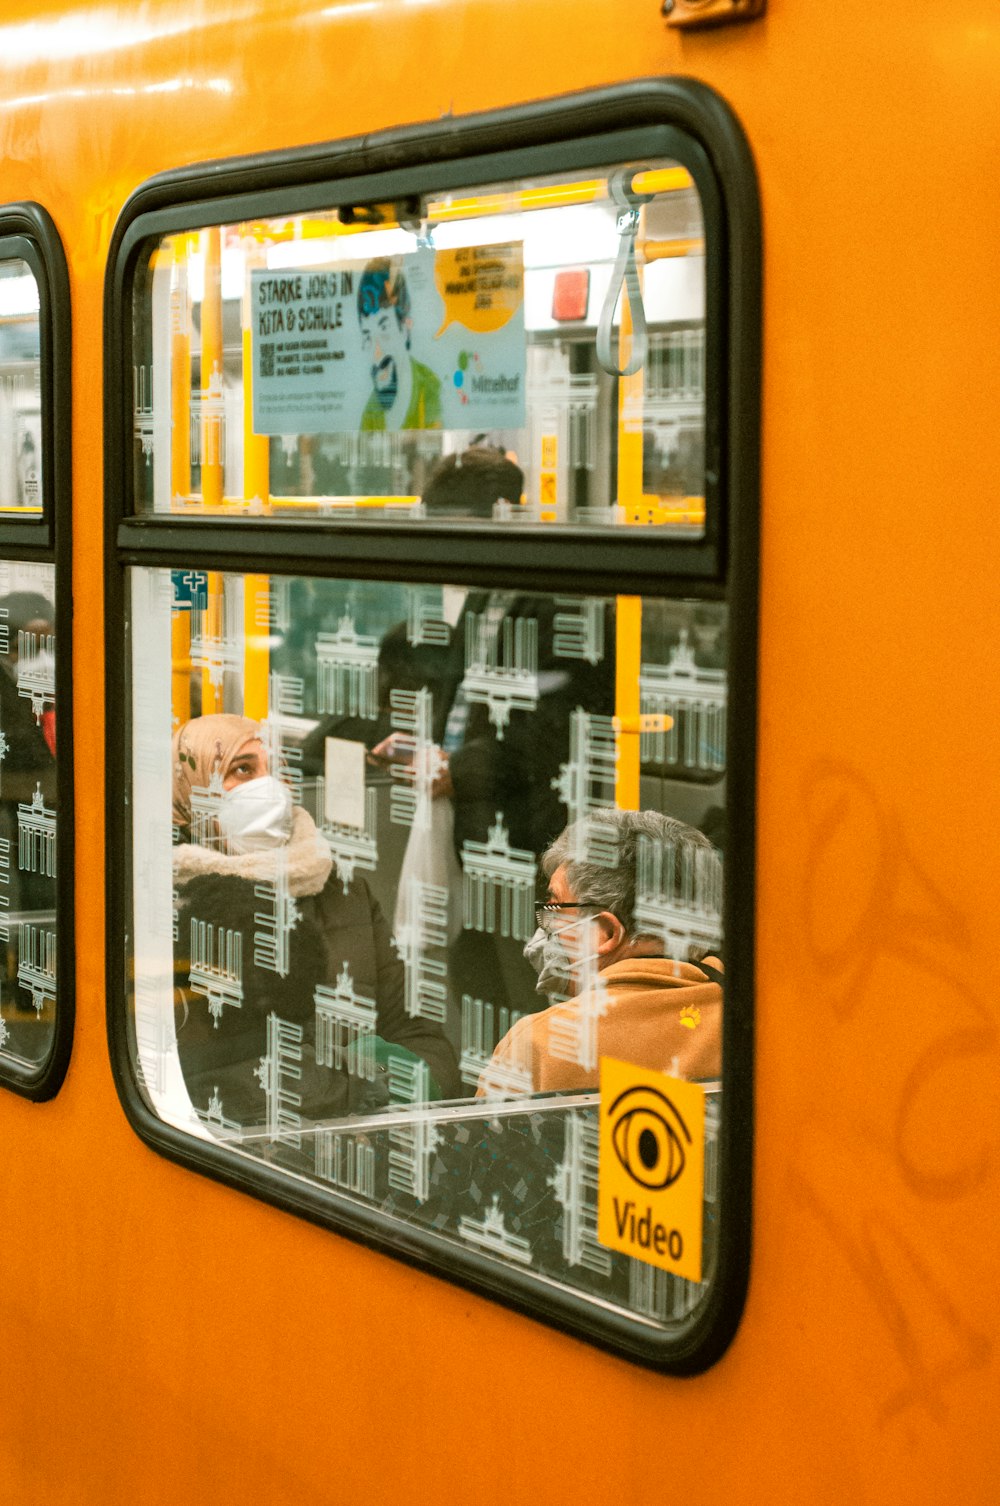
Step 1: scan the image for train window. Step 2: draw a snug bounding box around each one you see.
[129,167,708,534]
[0,207,74,1099]
[107,81,759,1369]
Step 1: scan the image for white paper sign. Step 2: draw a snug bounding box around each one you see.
[324,737,367,830]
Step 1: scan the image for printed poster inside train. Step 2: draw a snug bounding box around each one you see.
[251,242,526,434]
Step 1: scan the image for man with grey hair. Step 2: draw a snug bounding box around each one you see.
[479,807,723,1097]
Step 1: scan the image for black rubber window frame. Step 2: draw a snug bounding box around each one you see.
[104,77,760,1373]
[0,202,75,1100]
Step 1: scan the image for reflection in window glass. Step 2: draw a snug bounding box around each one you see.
[132,161,706,533]
[0,260,42,514]
[0,560,58,1066]
[129,565,726,1328]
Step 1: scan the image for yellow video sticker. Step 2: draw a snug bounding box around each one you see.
[597,1057,705,1283]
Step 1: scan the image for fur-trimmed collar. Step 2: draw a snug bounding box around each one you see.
[173,807,333,897]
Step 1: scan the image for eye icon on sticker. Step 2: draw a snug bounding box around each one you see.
[608,1085,692,1191]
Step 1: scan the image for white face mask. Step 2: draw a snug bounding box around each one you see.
[523,923,577,997]
[216,775,293,853]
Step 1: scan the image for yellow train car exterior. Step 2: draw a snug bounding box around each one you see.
[0,1,997,1501]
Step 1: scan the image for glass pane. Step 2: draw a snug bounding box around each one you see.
[0,561,58,1068]
[132,160,706,534]
[0,259,42,514]
[128,565,726,1331]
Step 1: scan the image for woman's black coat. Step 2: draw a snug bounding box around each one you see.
[174,870,460,1127]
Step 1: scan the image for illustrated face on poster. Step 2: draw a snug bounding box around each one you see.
[251,242,526,435]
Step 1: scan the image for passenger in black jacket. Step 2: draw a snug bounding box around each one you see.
[171,714,459,1129]
[371,451,616,1017]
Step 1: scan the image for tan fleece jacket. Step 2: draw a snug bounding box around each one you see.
[480,955,722,1097]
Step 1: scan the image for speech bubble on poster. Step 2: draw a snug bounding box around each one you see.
[434,242,523,337]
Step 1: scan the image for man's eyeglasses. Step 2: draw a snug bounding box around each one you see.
[534,901,598,929]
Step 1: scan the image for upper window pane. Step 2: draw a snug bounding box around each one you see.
[0,259,42,515]
[132,161,706,533]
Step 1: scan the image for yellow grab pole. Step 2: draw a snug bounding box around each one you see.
[202,570,224,715]
[169,236,192,508]
[243,575,271,722]
[614,596,642,811]
[198,231,225,710]
[615,250,644,514]
[241,237,271,515]
[614,211,645,810]
[200,225,224,510]
[637,236,704,262]
[169,235,195,719]
[171,608,192,729]
[242,237,272,720]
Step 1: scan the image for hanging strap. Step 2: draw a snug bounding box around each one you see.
[596,166,653,377]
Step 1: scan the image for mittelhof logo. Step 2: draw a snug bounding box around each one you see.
[452,349,478,406]
[452,348,522,409]
[597,1058,705,1282]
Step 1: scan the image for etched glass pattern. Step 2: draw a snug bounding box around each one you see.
[127,565,727,1331]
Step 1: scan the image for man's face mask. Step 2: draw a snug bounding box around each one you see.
[524,914,597,997]
[216,774,293,853]
[523,925,569,996]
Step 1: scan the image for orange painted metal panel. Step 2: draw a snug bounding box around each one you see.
[0,1,998,1502]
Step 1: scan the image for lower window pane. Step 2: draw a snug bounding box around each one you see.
[128,565,727,1331]
[0,561,58,1069]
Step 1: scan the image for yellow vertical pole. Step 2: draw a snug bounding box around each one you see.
[169,235,191,508]
[615,596,642,810]
[243,574,271,722]
[202,571,224,715]
[198,228,227,714]
[242,236,271,720]
[615,292,645,516]
[169,234,194,719]
[200,225,224,510]
[171,609,192,728]
[241,249,271,514]
[615,212,645,809]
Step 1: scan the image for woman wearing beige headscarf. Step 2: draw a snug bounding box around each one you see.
[172,714,332,889]
[171,714,459,1124]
